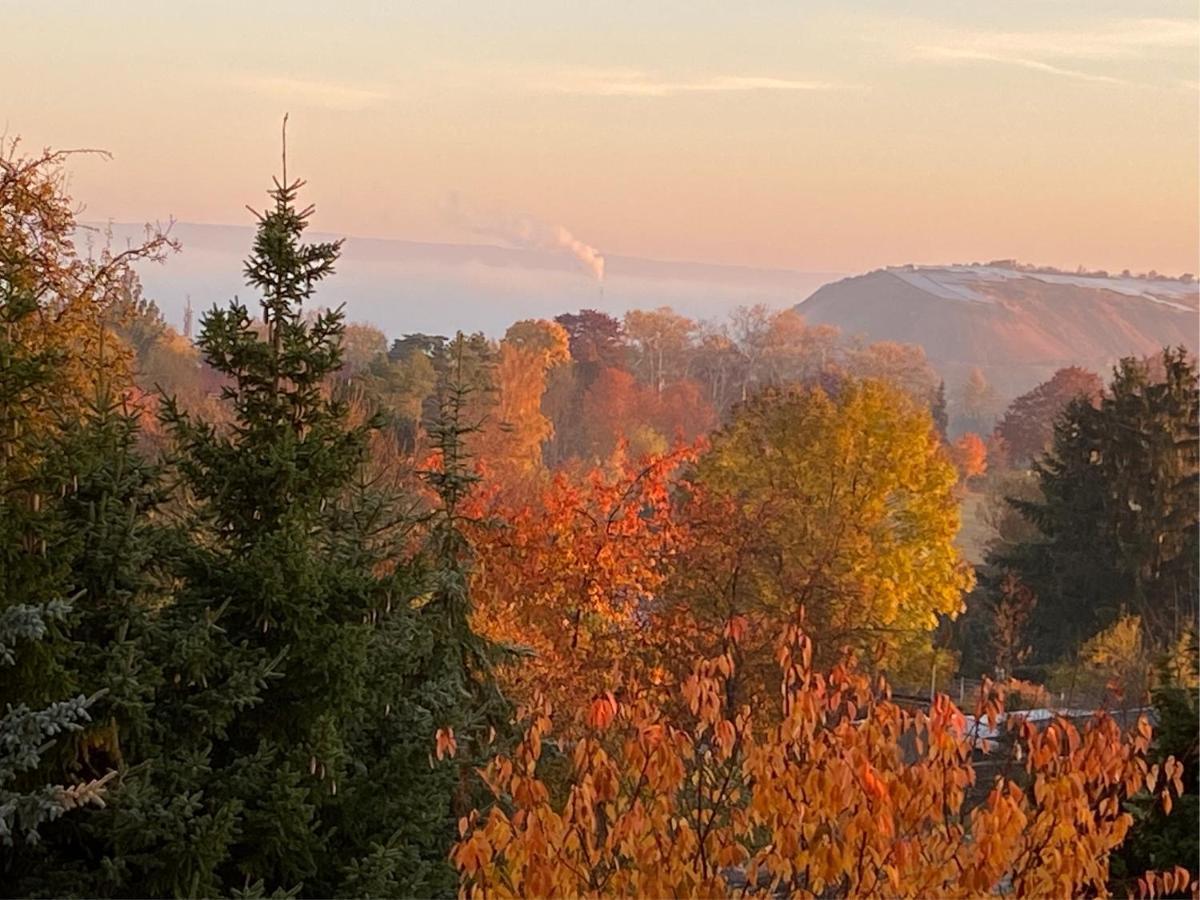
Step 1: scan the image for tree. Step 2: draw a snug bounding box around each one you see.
[841,340,938,407]
[998,350,1198,661]
[653,379,717,445]
[554,310,625,384]
[987,573,1036,681]
[125,151,475,895]
[1,389,187,897]
[578,367,643,461]
[467,445,695,717]
[0,601,105,846]
[389,330,496,432]
[949,432,988,481]
[455,620,1189,898]
[679,378,972,680]
[474,320,569,484]
[352,349,437,453]
[1115,631,1199,893]
[995,367,1103,467]
[691,326,746,414]
[0,143,175,426]
[954,367,1002,436]
[931,380,949,441]
[338,321,387,374]
[0,140,168,888]
[623,307,694,394]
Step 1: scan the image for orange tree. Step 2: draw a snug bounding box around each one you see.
[465,443,696,717]
[454,619,1190,898]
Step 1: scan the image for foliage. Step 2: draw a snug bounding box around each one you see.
[2,136,1193,898]
[953,367,1003,436]
[468,444,695,717]
[1115,631,1200,895]
[110,162,477,896]
[455,620,1187,898]
[474,320,569,482]
[0,140,165,867]
[995,366,1103,466]
[0,601,105,847]
[682,378,972,674]
[624,306,695,394]
[949,432,988,481]
[997,349,1199,661]
[987,573,1037,680]
[1048,615,1153,709]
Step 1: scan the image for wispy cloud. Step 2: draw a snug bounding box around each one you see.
[234,75,390,111]
[908,17,1196,84]
[915,48,1126,85]
[539,68,847,97]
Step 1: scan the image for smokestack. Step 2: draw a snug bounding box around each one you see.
[183,295,193,340]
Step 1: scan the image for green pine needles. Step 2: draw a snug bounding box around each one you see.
[1,135,502,898]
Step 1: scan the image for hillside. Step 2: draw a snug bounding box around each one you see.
[796,265,1199,397]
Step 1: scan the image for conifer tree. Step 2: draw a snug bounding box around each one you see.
[0,601,105,847]
[153,149,369,893]
[998,348,1199,661]
[931,379,948,441]
[135,135,491,896]
[0,150,123,876]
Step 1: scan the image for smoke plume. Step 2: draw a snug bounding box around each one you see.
[447,194,605,281]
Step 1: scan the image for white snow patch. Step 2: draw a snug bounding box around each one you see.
[884,265,1199,309]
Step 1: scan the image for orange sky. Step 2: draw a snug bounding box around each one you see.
[6,2,1198,275]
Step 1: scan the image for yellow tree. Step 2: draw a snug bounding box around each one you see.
[623,306,694,394]
[475,319,569,483]
[679,377,972,679]
[1,141,174,427]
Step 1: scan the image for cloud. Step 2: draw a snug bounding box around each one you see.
[915,48,1126,85]
[539,68,847,97]
[907,17,1196,84]
[235,75,389,111]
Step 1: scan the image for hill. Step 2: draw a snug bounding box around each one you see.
[796,264,1199,397]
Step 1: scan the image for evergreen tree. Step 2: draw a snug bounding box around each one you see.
[1113,631,1199,892]
[996,349,1199,661]
[0,601,103,847]
[336,335,511,898]
[0,388,180,897]
[152,162,375,893]
[931,379,948,441]
[120,150,489,896]
[0,149,104,859]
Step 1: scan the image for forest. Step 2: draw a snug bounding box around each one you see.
[1,141,1197,899]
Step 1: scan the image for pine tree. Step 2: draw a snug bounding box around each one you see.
[931,379,948,441]
[154,152,374,893]
[0,385,186,897]
[997,349,1199,661]
[0,159,116,876]
[131,140,494,896]
[0,601,103,847]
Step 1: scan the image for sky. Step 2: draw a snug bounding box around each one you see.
[4,1,1199,277]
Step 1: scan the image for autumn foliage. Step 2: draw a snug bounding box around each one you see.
[454,620,1190,898]
[466,444,696,715]
[950,431,988,481]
